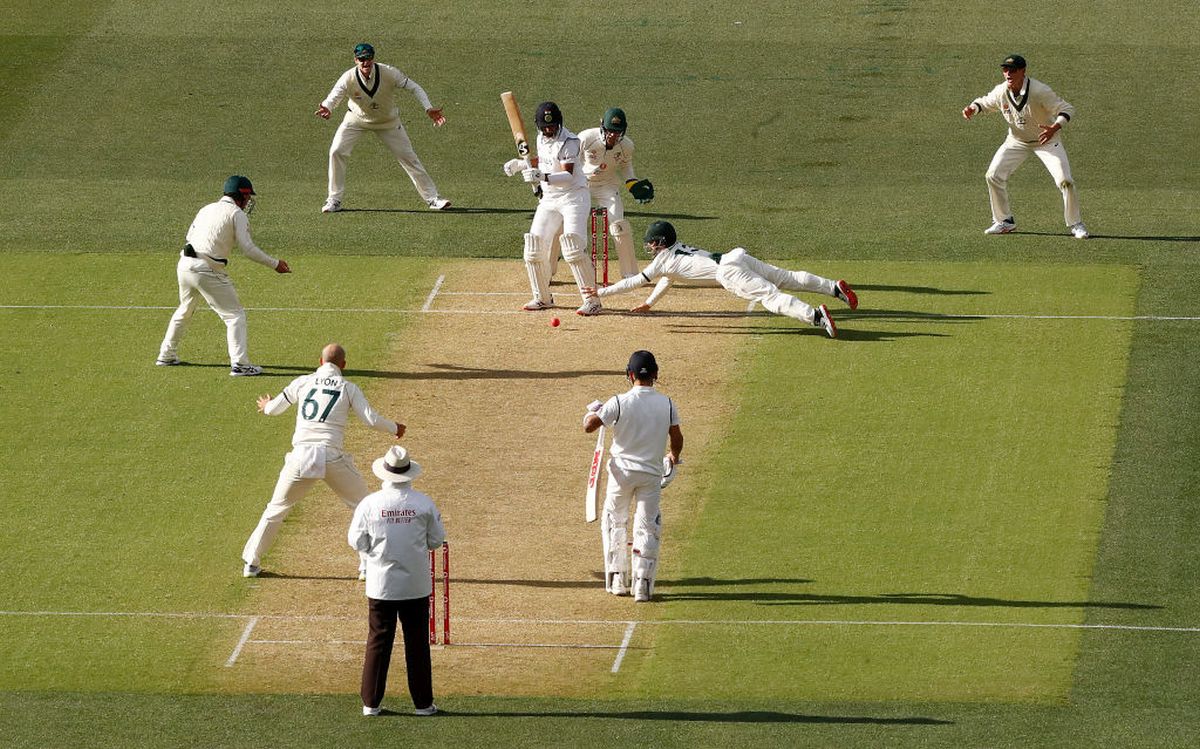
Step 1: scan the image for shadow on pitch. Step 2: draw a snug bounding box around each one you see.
[661,588,1162,610]
[1016,231,1200,242]
[662,323,952,342]
[436,708,951,725]
[343,363,621,381]
[852,283,990,296]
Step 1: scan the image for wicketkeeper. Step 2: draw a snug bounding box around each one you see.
[583,350,683,602]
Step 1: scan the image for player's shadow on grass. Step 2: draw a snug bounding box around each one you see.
[337,206,533,216]
[662,322,951,342]
[163,362,316,375]
[852,283,990,296]
[662,588,1162,610]
[444,708,951,725]
[1017,231,1200,242]
[344,364,621,381]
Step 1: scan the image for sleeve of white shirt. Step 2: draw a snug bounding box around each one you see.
[397,70,435,111]
[620,138,637,182]
[321,70,351,112]
[263,377,302,416]
[971,83,1005,114]
[669,398,681,426]
[596,394,621,427]
[1038,82,1075,125]
[346,382,399,436]
[232,212,279,269]
[599,251,667,299]
[348,497,372,553]
[426,502,447,550]
[643,276,673,307]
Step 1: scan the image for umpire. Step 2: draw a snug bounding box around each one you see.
[348,446,446,717]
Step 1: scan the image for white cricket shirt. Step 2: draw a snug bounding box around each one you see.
[536,125,588,197]
[597,241,722,306]
[185,196,278,269]
[348,484,446,601]
[971,77,1075,145]
[321,63,434,130]
[264,363,398,451]
[597,385,680,476]
[578,127,637,188]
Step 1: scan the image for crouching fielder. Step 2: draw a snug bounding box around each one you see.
[584,350,683,602]
[586,220,858,338]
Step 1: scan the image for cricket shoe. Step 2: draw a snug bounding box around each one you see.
[321,199,343,213]
[427,197,452,210]
[243,563,261,578]
[362,706,381,717]
[983,218,1016,235]
[155,356,181,366]
[834,279,858,310]
[414,704,439,717]
[1070,222,1090,239]
[230,364,264,377]
[633,578,651,603]
[576,299,603,316]
[522,296,553,311]
[815,304,837,338]
[608,572,627,596]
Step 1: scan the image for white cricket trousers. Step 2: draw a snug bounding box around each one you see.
[242,450,371,568]
[716,248,836,323]
[327,121,439,203]
[985,133,1082,226]
[601,464,662,591]
[526,189,596,303]
[158,256,251,367]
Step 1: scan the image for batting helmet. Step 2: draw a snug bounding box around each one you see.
[601,107,627,134]
[627,350,659,378]
[643,220,676,249]
[222,175,255,196]
[354,43,375,60]
[535,101,563,128]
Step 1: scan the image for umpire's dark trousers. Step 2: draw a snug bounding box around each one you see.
[361,596,433,710]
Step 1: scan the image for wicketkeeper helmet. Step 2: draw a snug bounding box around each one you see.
[601,107,627,134]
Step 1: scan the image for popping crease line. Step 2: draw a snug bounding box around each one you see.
[2,610,1198,633]
[421,274,446,312]
[2,303,1199,322]
[224,616,259,667]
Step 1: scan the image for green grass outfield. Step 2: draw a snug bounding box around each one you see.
[3,0,1200,746]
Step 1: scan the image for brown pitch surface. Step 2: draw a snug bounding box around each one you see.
[213,260,772,696]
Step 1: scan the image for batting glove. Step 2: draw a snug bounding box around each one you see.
[503,158,528,177]
[521,167,544,184]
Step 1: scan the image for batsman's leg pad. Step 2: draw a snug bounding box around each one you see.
[609,218,639,278]
[601,508,629,575]
[560,232,598,299]
[523,233,551,302]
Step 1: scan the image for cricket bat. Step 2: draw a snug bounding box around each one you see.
[500,90,540,196]
[585,425,605,523]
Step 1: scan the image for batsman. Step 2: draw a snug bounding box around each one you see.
[583,350,683,602]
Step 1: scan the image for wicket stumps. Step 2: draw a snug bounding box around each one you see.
[428,541,450,645]
[590,207,609,287]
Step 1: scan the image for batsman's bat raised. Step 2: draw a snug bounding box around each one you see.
[500,90,540,196]
[585,425,605,523]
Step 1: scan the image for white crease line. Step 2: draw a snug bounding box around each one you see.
[249,639,625,650]
[2,610,1197,633]
[611,621,637,673]
[224,616,259,667]
[3,302,1199,321]
[746,300,757,313]
[421,275,446,312]
[439,291,530,297]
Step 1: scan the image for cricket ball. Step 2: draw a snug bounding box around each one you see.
[550,317,561,327]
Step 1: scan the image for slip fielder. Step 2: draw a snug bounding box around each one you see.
[962,54,1088,239]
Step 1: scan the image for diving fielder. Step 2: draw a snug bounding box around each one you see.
[578,107,655,279]
[585,220,857,338]
[962,54,1088,239]
[502,101,601,315]
[583,350,683,602]
[241,343,405,578]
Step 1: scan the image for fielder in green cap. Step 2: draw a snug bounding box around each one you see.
[573,107,656,280]
[156,176,291,376]
[315,43,451,213]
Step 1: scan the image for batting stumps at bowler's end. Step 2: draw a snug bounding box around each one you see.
[428,542,450,645]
